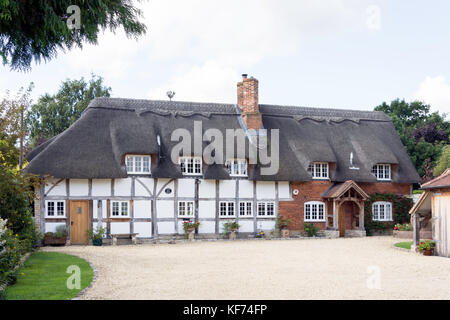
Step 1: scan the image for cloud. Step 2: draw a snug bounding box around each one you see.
[365,5,382,31]
[412,76,450,115]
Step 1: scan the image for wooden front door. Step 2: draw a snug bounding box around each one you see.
[338,205,345,237]
[70,200,90,244]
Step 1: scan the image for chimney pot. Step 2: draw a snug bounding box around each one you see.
[237,74,262,130]
[242,74,248,80]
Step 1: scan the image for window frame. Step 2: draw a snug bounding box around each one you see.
[372,201,393,221]
[225,158,248,177]
[178,201,195,218]
[45,200,66,218]
[304,201,326,222]
[125,155,151,175]
[219,201,235,218]
[110,200,130,218]
[372,164,391,181]
[256,201,276,218]
[239,201,253,217]
[179,156,202,176]
[308,162,329,179]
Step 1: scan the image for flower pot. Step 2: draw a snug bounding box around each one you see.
[422,249,433,256]
[281,229,290,238]
[43,236,67,246]
[229,230,237,240]
[92,239,103,246]
[187,230,195,241]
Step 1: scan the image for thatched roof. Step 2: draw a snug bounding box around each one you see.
[26,98,420,183]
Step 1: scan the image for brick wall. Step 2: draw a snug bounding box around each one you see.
[237,75,262,129]
[279,180,412,232]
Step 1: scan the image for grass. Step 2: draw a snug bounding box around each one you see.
[6,251,94,300]
[394,241,413,250]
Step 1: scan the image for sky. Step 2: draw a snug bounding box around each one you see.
[1,0,450,116]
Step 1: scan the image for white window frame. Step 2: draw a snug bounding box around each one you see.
[126,155,151,174]
[179,156,202,175]
[45,200,66,218]
[372,164,391,181]
[225,159,248,177]
[304,201,326,222]
[257,201,275,218]
[239,201,253,217]
[219,201,235,218]
[110,200,130,218]
[308,162,329,179]
[178,201,195,217]
[372,201,392,221]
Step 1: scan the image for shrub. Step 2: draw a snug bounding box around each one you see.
[303,222,319,237]
[86,226,106,241]
[418,240,435,251]
[183,220,200,233]
[394,223,413,231]
[222,221,239,235]
[276,214,291,230]
[0,218,23,291]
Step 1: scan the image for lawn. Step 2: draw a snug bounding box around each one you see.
[6,251,94,300]
[394,241,413,250]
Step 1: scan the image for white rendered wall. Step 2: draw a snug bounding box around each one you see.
[70,179,89,196]
[134,200,152,218]
[135,178,154,196]
[256,181,275,199]
[157,179,174,198]
[156,200,174,218]
[92,179,111,197]
[198,221,215,234]
[45,178,66,196]
[199,180,216,198]
[219,180,235,198]
[256,220,276,231]
[239,180,253,198]
[134,222,152,238]
[158,221,175,234]
[279,182,290,199]
[198,201,215,218]
[178,179,195,197]
[114,178,132,196]
[238,220,254,233]
[110,222,130,234]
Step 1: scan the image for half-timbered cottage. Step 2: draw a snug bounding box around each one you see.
[26,75,420,244]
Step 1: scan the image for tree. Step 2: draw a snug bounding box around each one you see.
[0,84,33,168]
[1,0,146,70]
[26,74,111,147]
[375,99,450,180]
[434,145,450,177]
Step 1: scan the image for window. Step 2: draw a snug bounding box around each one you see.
[178,201,194,217]
[372,202,392,221]
[372,164,391,181]
[111,201,129,217]
[257,202,275,217]
[304,201,325,222]
[239,201,253,217]
[225,159,247,176]
[46,200,65,217]
[308,162,329,179]
[126,155,151,174]
[179,156,202,175]
[219,201,235,218]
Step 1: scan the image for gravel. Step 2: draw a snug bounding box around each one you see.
[42,237,450,300]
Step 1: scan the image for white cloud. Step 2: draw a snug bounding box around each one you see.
[365,5,381,31]
[412,76,450,115]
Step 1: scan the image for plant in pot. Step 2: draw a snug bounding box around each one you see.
[303,222,319,237]
[183,220,200,240]
[223,221,240,240]
[43,225,67,246]
[86,226,106,246]
[418,240,435,256]
[277,214,291,238]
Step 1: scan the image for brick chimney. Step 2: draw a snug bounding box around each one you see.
[237,74,262,130]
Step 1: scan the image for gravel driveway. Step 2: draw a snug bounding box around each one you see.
[43,237,450,300]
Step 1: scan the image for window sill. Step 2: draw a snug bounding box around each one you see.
[256,216,276,218]
[304,220,326,223]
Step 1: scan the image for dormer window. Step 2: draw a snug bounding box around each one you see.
[179,156,202,175]
[372,164,391,181]
[225,159,247,177]
[308,162,329,179]
[126,155,150,174]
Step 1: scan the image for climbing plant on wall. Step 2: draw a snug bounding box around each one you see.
[364,193,413,235]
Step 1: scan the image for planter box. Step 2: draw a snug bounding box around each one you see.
[393,230,432,239]
[44,236,67,246]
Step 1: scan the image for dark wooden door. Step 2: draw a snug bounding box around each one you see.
[338,205,345,237]
[70,200,89,244]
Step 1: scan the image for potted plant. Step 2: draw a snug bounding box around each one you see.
[418,240,435,256]
[183,220,200,240]
[223,221,240,240]
[303,222,319,237]
[86,226,106,246]
[43,225,67,246]
[277,214,291,238]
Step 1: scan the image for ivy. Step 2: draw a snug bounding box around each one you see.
[364,193,413,235]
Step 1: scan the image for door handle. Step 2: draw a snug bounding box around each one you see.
[71,221,74,226]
